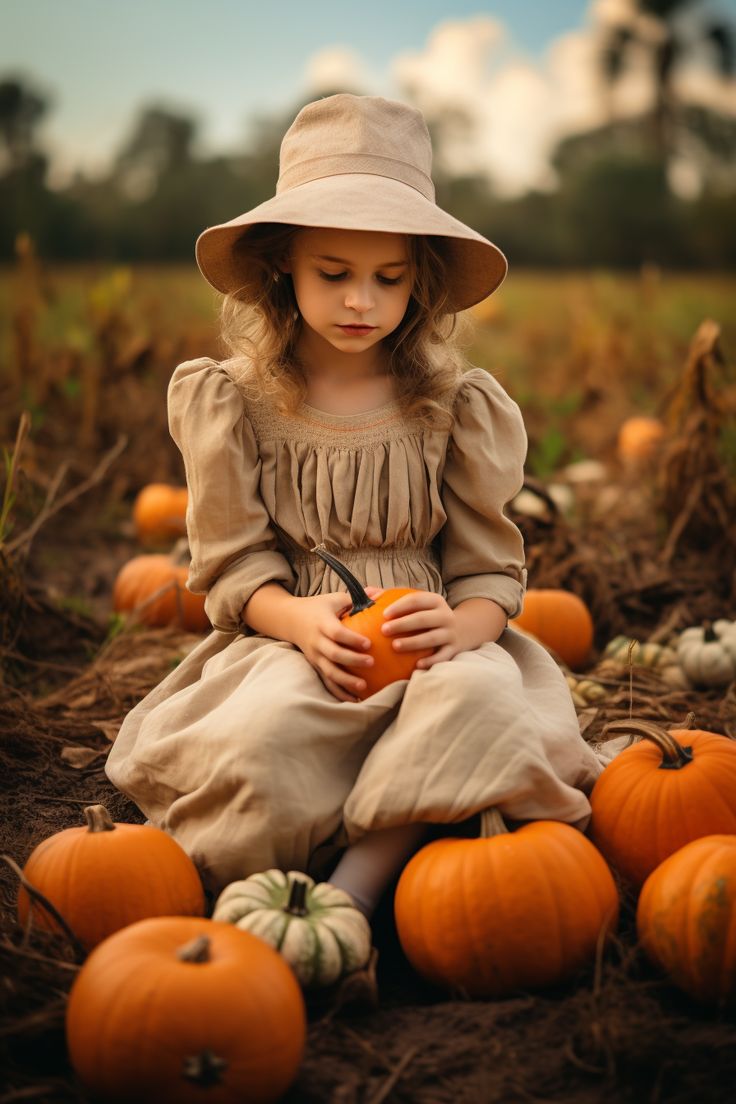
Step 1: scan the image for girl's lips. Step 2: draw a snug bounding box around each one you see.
[338,325,375,333]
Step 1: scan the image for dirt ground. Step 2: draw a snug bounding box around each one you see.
[2,318,736,1103]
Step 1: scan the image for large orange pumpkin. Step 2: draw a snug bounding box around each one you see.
[589,718,736,888]
[394,808,619,998]
[65,915,306,1104]
[133,482,188,546]
[17,804,205,950]
[637,834,736,1006]
[510,588,594,669]
[113,541,210,632]
[312,545,433,698]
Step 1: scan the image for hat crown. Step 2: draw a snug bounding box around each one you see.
[276,93,435,202]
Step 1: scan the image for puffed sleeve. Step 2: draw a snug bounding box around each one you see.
[167,358,296,633]
[439,367,527,619]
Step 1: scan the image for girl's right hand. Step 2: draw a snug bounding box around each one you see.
[291,592,374,703]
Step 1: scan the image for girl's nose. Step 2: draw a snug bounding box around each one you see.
[344,281,375,312]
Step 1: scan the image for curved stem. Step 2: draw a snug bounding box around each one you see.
[84,805,116,833]
[176,934,211,963]
[311,545,374,614]
[601,718,694,769]
[479,808,509,838]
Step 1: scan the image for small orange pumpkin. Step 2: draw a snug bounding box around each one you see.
[312,546,433,698]
[65,916,306,1104]
[616,416,665,463]
[637,834,736,1006]
[17,804,205,950]
[113,540,210,632]
[589,718,736,888]
[133,482,188,546]
[510,587,594,669]
[394,808,619,998]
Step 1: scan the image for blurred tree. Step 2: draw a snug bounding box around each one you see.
[0,76,50,174]
[598,0,735,162]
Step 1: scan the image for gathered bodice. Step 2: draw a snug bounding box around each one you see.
[166,356,528,633]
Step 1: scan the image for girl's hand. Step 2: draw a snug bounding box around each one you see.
[369,588,464,671]
[290,593,374,703]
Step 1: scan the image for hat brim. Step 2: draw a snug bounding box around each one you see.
[195,174,507,313]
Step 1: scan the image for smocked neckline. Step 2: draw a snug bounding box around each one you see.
[297,397,402,422]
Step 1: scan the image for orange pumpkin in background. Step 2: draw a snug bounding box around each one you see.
[17,804,205,950]
[312,546,433,698]
[616,416,665,463]
[590,718,736,888]
[133,482,188,545]
[113,541,210,632]
[510,587,594,669]
[65,916,306,1104]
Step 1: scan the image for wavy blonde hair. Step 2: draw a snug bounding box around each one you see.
[216,223,476,430]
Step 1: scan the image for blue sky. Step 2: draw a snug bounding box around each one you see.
[2,0,736,192]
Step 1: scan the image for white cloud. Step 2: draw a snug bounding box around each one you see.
[301,3,736,199]
[304,46,374,95]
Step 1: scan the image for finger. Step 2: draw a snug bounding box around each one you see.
[322,674,359,703]
[323,660,367,698]
[334,624,373,651]
[382,592,439,619]
[364,586,385,598]
[324,641,374,668]
[382,610,445,635]
[391,631,446,652]
[415,645,455,669]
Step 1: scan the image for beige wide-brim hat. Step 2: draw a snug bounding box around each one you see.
[195,94,508,314]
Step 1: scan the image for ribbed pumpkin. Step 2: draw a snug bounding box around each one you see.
[17,804,205,950]
[312,545,433,697]
[589,719,736,888]
[65,916,306,1104]
[132,482,188,546]
[213,869,372,987]
[394,808,618,998]
[510,588,594,669]
[637,834,736,1006]
[113,540,209,632]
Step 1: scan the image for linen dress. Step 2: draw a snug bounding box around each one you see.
[105,355,612,897]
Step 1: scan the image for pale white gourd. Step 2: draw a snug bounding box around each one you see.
[212,869,372,988]
[676,621,736,688]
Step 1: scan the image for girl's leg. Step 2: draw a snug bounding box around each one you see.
[328,822,429,918]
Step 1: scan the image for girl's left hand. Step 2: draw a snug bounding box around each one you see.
[363,587,461,671]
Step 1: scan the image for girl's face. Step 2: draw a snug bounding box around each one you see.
[280,228,414,358]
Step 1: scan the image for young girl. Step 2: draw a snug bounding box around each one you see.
[106,93,612,948]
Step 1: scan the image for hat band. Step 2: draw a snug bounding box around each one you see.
[276,152,435,202]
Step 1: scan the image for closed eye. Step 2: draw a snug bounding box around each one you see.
[318,271,403,286]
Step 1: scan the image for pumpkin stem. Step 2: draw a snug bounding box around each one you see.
[284,878,309,916]
[479,808,509,838]
[83,805,115,833]
[176,934,211,963]
[182,1049,228,1086]
[601,719,694,769]
[311,545,374,614]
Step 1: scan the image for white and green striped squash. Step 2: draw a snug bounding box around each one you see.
[212,869,372,988]
[602,636,677,669]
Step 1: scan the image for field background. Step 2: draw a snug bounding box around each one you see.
[1,257,736,1102]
